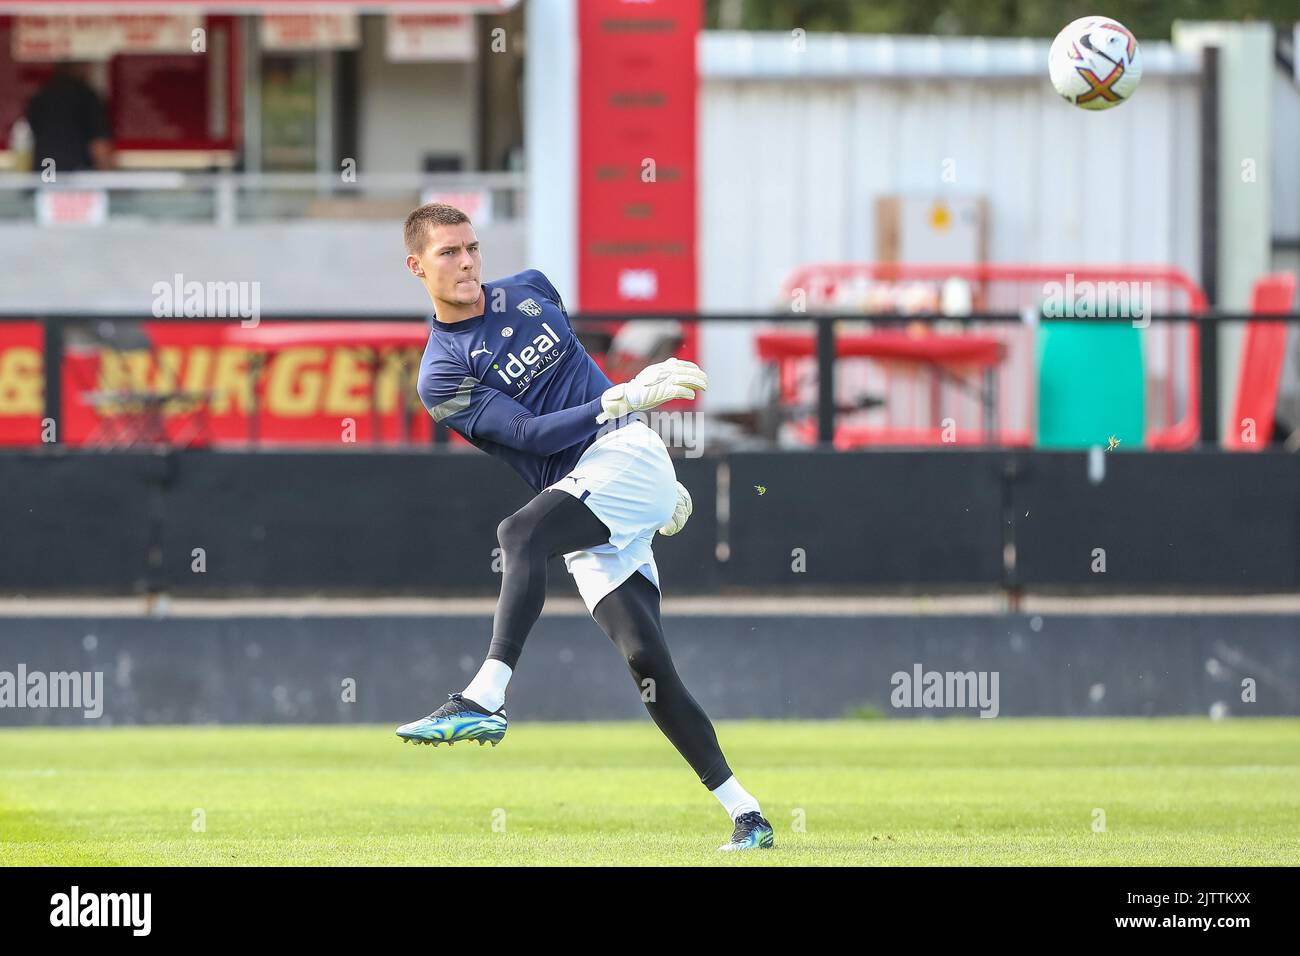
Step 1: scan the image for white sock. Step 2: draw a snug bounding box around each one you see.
[710,775,761,820]
[461,659,512,713]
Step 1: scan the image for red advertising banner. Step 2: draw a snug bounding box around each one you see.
[0,322,451,448]
[577,0,698,317]
[0,323,43,445]
[0,317,629,447]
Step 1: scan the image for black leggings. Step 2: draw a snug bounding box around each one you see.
[487,489,733,790]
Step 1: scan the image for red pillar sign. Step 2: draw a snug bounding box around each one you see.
[577,0,699,315]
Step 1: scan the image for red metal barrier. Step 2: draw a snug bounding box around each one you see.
[1225,274,1297,450]
[774,262,1207,449]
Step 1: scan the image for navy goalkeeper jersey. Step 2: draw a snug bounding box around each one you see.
[417,269,616,492]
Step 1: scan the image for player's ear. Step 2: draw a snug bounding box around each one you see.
[407,254,425,278]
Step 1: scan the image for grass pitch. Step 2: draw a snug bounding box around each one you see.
[1,718,1297,866]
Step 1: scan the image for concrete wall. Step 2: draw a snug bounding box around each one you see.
[3,449,1297,594]
[1269,52,1300,438]
[0,13,510,315]
[1274,58,1300,248]
[523,0,578,311]
[1,613,1295,723]
[697,33,1204,411]
[0,220,526,314]
[356,15,478,174]
[1174,23,1278,439]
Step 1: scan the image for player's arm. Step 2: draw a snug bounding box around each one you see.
[479,358,708,447]
[421,357,707,454]
[420,362,603,456]
[468,390,606,456]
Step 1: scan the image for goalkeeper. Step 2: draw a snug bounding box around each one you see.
[396,202,773,851]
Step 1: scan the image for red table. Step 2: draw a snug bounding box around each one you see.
[755,330,1009,445]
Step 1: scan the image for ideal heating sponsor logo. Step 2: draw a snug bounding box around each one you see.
[50,886,151,936]
[489,321,566,393]
[0,664,103,718]
[890,663,999,718]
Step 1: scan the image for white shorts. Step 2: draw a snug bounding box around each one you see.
[544,420,678,616]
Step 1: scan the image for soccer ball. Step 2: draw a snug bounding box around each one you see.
[1048,16,1142,111]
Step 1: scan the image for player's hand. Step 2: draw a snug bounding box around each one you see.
[596,358,708,424]
[658,481,693,536]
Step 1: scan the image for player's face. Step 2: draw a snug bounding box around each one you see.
[419,223,482,305]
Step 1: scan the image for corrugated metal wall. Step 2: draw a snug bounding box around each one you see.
[697,33,1203,413]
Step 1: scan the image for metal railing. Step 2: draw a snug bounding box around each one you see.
[1,310,1295,452]
[0,171,526,225]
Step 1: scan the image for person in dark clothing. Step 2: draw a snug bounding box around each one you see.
[393,202,776,852]
[25,61,114,173]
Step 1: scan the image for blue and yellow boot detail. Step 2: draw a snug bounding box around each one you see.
[396,692,507,747]
[719,811,775,851]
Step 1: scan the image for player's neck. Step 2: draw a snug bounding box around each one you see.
[432,287,486,325]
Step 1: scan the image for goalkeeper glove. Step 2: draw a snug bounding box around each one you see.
[659,481,693,536]
[597,357,708,424]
